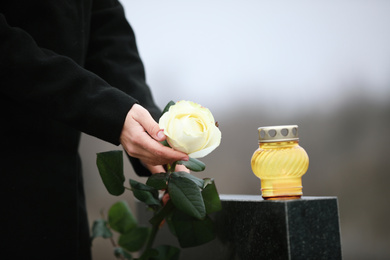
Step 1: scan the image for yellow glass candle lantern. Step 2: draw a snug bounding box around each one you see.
[251,125,309,200]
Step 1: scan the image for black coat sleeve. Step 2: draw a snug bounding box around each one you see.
[0,0,160,177]
[86,0,162,177]
[86,0,161,120]
[0,12,137,145]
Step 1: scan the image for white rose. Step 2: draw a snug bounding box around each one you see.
[159,101,221,158]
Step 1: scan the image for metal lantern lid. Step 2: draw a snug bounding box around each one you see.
[258,125,299,143]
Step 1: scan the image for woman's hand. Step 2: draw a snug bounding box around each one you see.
[120,104,189,166]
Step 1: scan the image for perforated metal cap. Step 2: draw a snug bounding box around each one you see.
[258,125,299,143]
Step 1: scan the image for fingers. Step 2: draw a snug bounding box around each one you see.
[122,129,186,165]
[145,164,165,174]
[120,104,189,166]
[142,162,190,174]
[162,193,170,205]
[130,104,166,142]
[175,164,190,173]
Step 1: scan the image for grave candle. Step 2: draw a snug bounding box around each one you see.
[251,125,309,200]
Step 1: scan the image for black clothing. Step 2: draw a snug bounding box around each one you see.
[0,0,159,258]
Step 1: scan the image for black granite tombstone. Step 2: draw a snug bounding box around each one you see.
[137,195,342,260]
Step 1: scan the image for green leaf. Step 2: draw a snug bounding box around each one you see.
[177,157,206,172]
[114,247,133,260]
[129,179,157,192]
[90,219,112,241]
[149,200,175,226]
[129,179,160,207]
[118,227,150,252]
[161,100,176,116]
[132,189,161,207]
[171,210,216,248]
[171,172,204,189]
[108,201,137,234]
[146,172,169,190]
[165,214,177,237]
[96,150,125,196]
[202,179,222,214]
[151,245,181,260]
[168,174,206,220]
[138,249,159,260]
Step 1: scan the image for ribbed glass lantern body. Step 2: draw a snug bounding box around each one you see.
[251,126,309,200]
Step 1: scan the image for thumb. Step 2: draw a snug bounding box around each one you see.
[131,104,166,142]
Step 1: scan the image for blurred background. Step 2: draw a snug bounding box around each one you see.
[81,1,390,259]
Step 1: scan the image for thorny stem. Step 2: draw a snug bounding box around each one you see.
[112,161,179,259]
[141,221,161,257]
[139,160,178,259]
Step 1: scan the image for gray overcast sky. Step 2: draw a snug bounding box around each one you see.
[123,0,390,114]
